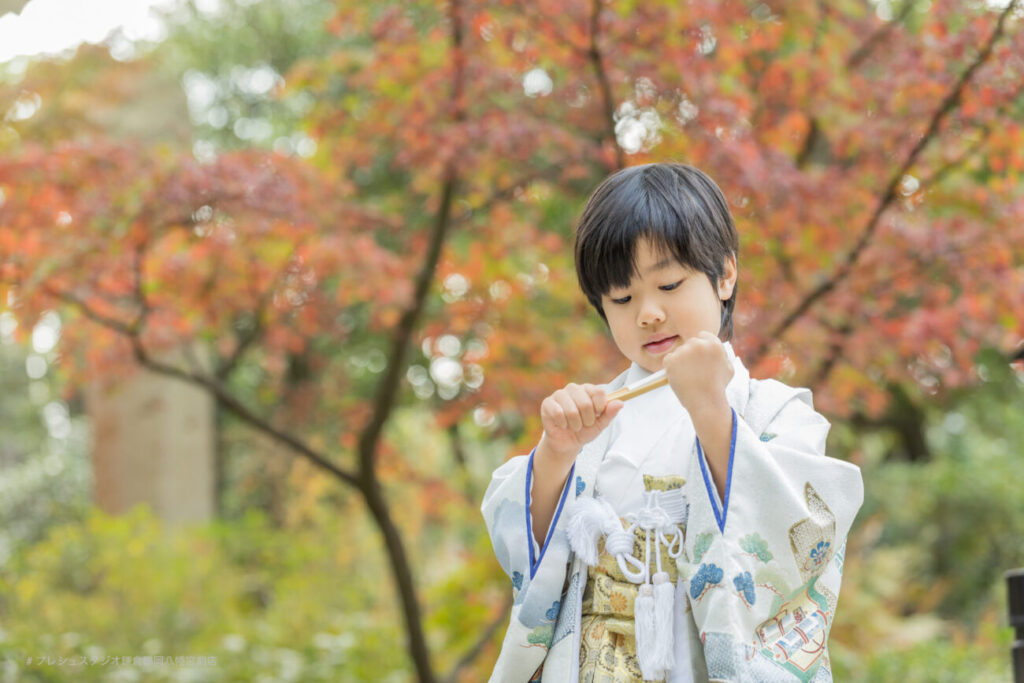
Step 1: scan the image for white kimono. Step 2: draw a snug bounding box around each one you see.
[481,342,863,682]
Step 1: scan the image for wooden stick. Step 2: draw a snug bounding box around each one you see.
[605,370,668,402]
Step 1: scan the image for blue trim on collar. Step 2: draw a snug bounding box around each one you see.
[696,407,738,534]
[525,447,576,580]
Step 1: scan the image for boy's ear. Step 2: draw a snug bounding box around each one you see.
[717,254,738,300]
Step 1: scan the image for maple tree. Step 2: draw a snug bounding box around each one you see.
[2,0,1023,680]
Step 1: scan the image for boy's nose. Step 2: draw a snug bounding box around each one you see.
[637,301,665,327]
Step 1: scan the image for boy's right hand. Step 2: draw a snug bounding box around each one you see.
[536,383,623,467]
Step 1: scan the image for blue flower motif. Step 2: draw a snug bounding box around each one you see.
[689,563,724,600]
[512,570,523,591]
[733,571,756,605]
[575,476,585,497]
[810,540,831,566]
[545,600,561,621]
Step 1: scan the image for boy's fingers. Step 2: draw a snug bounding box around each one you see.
[554,392,583,432]
[583,383,607,414]
[541,397,568,430]
[566,383,596,427]
[595,400,623,428]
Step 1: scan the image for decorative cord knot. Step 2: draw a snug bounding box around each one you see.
[567,490,685,680]
[604,529,635,556]
[632,504,673,531]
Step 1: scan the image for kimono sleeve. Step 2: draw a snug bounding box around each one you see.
[480,449,578,682]
[708,383,863,547]
[684,381,864,682]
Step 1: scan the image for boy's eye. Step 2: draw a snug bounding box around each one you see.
[660,280,684,292]
[610,295,631,305]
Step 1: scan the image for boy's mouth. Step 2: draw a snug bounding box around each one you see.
[643,335,679,354]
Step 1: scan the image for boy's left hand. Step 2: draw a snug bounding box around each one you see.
[662,330,734,416]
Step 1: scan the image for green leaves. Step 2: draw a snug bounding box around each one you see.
[739,533,774,563]
[694,532,713,563]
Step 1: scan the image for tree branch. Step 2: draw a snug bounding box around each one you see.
[214,239,308,381]
[807,222,1019,392]
[45,284,137,336]
[804,82,1022,389]
[356,153,459,476]
[450,166,565,227]
[915,124,993,191]
[588,0,625,170]
[42,284,361,489]
[135,347,361,487]
[808,317,855,392]
[846,0,916,69]
[749,0,1019,366]
[350,2,470,681]
[130,243,153,335]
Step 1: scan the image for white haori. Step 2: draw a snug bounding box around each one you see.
[481,341,864,683]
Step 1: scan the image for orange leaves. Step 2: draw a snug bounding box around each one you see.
[266,325,308,356]
[0,138,416,423]
[0,0,1020,463]
[373,306,402,331]
[471,11,494,39]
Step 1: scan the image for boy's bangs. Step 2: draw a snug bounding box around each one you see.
[586,185,707,298]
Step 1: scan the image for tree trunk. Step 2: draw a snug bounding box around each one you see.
[360,478,437,683]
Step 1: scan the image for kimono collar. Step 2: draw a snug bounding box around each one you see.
[577,341,753,513]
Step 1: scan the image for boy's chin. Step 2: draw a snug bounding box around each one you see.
[634,356,665,374]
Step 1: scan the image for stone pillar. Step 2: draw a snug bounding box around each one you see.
[86,346,215,525]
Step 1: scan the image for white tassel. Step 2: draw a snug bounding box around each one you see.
[634,582,659,681]
[672,576,692,676]
[566,498,604,566]
[652,571,676,674]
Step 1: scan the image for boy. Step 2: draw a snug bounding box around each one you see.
[482,163,863,682]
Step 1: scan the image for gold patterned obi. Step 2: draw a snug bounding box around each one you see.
[575,475,687,683]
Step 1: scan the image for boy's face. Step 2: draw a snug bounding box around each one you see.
[600,237,737,374]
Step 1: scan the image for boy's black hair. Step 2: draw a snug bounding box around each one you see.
[574,163,740,341]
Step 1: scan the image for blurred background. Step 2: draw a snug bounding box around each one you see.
[1,0,1023,681]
